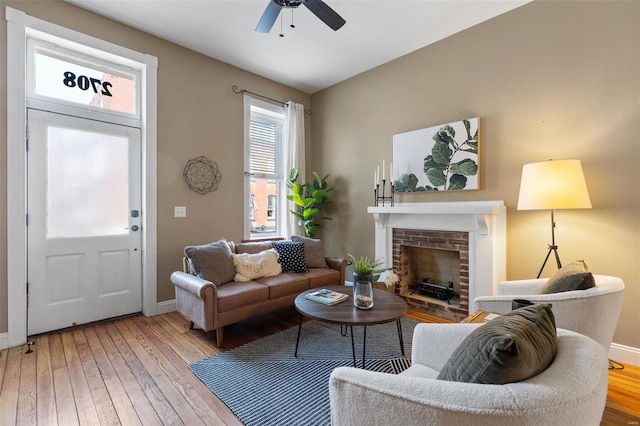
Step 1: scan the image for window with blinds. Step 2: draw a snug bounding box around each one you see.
[249,108,283,177]
[245,100,285,239]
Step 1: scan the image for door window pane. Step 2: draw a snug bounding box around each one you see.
[47,126,129,238]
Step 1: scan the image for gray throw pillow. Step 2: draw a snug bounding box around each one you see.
[539,260,595,294]
[291,235,328,268]
[437,304,557,384]
[184,239,236,285]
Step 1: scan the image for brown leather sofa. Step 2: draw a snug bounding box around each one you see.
[171,239,346,346]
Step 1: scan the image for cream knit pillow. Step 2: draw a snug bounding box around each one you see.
[232,248,282,281]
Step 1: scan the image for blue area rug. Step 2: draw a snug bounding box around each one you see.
[189,318,418,426]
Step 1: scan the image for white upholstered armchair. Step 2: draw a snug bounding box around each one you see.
[329,323,608,426]
[473,274,625,350]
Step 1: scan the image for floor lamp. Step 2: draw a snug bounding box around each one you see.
[517,159,592,278]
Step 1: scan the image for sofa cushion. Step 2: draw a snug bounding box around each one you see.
[232,249,282,282]
[256,274,309,300]
[184,239,236,285]
[437,304,557,384]
[301,268,342,289]
[291,235,328,268]
[539,260,595,294]
[234,241,273,254]
[216,281,269,313]
[272,241,308,272]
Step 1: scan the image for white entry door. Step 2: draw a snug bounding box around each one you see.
[27,109,142,335]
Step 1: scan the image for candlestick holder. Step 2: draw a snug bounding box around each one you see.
[374,179,395,207]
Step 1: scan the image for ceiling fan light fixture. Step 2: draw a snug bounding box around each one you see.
[274,0,303,8]
[255,0,345,34]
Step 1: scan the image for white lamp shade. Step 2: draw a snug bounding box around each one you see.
[517,159,592,210]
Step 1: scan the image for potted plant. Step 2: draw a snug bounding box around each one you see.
[287,168,333,238]
[348,254,400,292]
[347,254,383,284]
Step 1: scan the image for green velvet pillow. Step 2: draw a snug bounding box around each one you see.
[539,260,595,294]
[291,235,328,268]
[437,304,557,384]
[184,239,236,285]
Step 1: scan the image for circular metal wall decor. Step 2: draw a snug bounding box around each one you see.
[183,156,222,195]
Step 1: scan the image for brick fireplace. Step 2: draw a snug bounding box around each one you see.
[368,201,506,322]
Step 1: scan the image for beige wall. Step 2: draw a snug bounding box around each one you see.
[0,1,310,333]
[311,1,640,348]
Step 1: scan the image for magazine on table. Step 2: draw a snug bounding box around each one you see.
[305,289,349,306]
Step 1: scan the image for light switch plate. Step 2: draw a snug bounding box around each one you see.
[174,206,187,217]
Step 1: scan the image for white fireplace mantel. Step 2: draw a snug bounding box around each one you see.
[367,201,507,310]
[369,201,504,235]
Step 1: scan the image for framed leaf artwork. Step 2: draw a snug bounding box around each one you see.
[393,117,479,192]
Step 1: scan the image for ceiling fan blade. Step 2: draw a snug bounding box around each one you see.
[303,0,346,31]
[256,1,282,33]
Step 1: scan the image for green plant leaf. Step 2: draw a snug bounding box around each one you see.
[302,197,316,209]
[292,191,305,207]
[395,173,419,192]
[462,141,478,154]
[448,174,467,190]
[424,155,447,171]
[432,125,456,145]
[289,167,299,183]
[302,207,319,220]
[464,119,471,140]
[305,222,323,237]
[431,141,452,165]
[426,168,446,187]
[450,158,478,176]
[347,254,383,274]
[311,189,327,200]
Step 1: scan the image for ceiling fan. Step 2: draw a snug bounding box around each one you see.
[256,0,346,33]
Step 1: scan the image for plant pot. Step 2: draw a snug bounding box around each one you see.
[353,272,373,285]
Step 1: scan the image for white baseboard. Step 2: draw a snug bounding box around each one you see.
[0,332,8,350]
[156,299,176,315]
[609,342,640,367]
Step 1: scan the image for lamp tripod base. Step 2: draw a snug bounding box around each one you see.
[537,244,562,279]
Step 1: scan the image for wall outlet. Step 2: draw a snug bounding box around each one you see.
[174,206,187,218]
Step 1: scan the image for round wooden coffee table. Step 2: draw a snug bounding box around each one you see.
[294,285,408,368]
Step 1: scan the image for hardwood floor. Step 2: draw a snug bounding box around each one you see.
[0,308,638,425]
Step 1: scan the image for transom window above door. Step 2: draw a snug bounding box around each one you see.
[28,39,140,118]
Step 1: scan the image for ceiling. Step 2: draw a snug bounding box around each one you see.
[65,0,531,94]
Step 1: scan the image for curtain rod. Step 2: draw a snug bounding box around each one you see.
[232,85,311,116]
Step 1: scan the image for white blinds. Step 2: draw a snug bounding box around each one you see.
[250,111,283,177]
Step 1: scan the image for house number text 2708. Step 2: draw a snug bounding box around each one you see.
[63,71,113,97]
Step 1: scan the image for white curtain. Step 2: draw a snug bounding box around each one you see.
[282,101,306,238]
